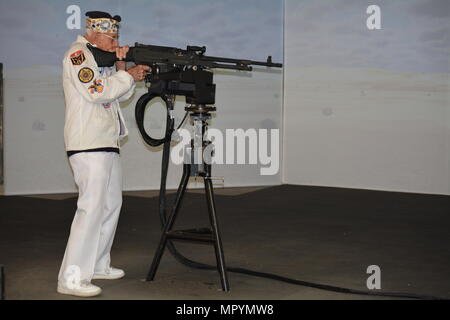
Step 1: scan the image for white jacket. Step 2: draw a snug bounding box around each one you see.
[63,35,135,152]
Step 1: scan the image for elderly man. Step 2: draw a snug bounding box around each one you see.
[57,11,150,297]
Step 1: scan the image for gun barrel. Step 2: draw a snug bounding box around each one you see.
[249,61,283,68]
[201,55,282,68]
[210,62,252,71]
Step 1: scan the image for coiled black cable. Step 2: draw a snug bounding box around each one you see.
[135,92,174,147]
[135,96,448,300]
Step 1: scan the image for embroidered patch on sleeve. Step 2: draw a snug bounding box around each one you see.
[88,79,104,94]
[70,50,86,65]
[78,67,94,83]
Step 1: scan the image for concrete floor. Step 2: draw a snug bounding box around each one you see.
[0,185,449,300]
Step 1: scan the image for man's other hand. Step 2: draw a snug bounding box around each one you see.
[127,65,151,82]
[115,46,129,60]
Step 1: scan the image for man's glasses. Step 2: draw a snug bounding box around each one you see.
[101,33,119,41]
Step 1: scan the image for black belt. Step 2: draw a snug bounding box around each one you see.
[66,147,120,157]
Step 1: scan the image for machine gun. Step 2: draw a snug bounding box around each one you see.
[88,42,281,106]
[87,42,283,291]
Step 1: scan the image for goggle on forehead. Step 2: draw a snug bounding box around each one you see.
[86,18,120,34]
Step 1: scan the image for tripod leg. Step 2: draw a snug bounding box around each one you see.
[146,164,191,281]
[204,175,230,292]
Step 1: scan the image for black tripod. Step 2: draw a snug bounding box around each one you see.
[146,104,230,292]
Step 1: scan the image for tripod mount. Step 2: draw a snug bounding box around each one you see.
[145,103,230,291]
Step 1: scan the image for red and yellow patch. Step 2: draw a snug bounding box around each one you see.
[88,79,104,94]
[78,67,94,83]
[70,50,86,65]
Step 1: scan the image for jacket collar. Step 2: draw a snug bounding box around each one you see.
[76,35,97,47]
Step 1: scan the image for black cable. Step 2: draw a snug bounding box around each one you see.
[135,92,173,147]
[136,97,449,301]
[225,267,448,300]
[177,111,189,130]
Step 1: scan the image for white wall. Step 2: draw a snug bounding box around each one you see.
[4,0,449,196]
[3,67,282,195]
[283,0,450,195]
[1,0,284,195]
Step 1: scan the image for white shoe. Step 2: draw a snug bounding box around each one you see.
[92,267,125,280]
[57,280,102,297]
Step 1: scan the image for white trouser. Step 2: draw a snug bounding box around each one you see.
[58,152,122,284]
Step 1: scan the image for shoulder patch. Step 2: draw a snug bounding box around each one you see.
[70,50,86,65]
[78,67,94,83]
